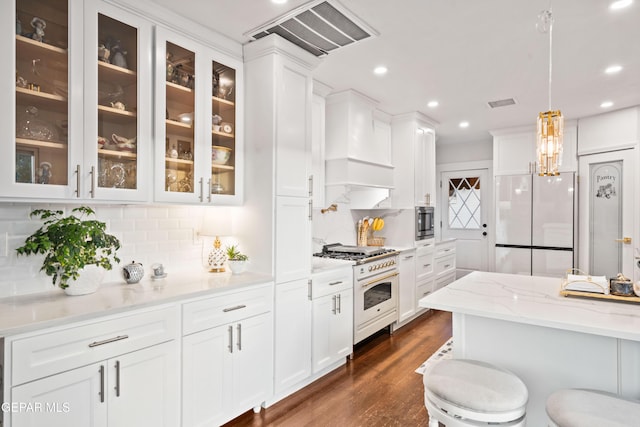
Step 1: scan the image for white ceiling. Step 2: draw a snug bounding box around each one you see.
[148,0,640,145]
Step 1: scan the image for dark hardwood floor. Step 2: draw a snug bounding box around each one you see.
[224,309,452,427]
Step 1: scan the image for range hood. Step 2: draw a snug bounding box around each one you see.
[324,90,394,208]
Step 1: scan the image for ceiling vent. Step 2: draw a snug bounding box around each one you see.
[245,0,378,57]
[487,98,517,108]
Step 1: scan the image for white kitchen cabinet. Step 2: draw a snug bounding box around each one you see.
[391,113,437,209]
[311,89,328,208]
[8,306,180,427]
[275,196,312,284]
[182,313,272,426]
[492,123,577,175]
[434,239,457,290]
[311,266,353,374]
[274,278,312,396]
[154,26,243,205]
[398,249,417,324]
[181,283,273,426]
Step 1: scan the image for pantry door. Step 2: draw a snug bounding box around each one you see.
[440,168,489,274]
[578,148,637,281]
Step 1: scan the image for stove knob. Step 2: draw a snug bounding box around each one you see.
[368,266,373,272]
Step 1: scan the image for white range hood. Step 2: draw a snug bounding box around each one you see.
[324,89,394,208]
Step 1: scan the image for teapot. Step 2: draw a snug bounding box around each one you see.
[122,261,144,284]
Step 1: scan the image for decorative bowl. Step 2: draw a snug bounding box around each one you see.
[212,146,232,165]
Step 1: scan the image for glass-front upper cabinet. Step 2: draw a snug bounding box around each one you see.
[0,0,83,199]
[155,27,243,205]
[84,2,151,201]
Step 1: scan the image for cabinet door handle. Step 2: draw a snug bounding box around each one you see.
[331,295,337,314]
[99,365,105,403]
[199,177,204,202]
[308,199,313,220]
[75,164,81,198]
[207,178,212,202]
[329,281,342,286]
[237,323,242,351]
[115,360,121,397]
[337,293,341,314]
[223,304,246,312]
[308,175,313,196]
[228,325,233,353]
[89,335,129,348]
[308,279,312,301]
[90,165,96,198]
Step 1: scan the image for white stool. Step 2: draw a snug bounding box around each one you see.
[546,388,640,427]
[423,359,528,427]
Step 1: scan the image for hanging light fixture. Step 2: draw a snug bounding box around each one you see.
[536,8,563,176]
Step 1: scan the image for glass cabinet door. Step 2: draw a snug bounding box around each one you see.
[165,41,196,195]
[14,0,72,193]
[86,3,151,201]
[211,60,236,197]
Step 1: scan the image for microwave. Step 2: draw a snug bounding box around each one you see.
[415,206,435,240]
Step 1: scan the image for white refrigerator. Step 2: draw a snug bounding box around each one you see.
[495,173,575,277]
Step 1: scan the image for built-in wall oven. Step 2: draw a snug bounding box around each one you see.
[416,206,435,241]
[314,244,399,344]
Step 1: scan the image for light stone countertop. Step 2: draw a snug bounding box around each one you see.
[0,271,273,336]
[419,270,640,342]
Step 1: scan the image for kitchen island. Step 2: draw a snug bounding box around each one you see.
[419,271,640,426]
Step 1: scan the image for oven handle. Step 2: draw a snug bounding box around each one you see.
[361,272,399,288]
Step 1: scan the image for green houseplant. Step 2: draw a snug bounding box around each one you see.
[16,206,121,294]
[225,244,248,274]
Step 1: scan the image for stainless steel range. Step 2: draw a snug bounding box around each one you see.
[314,244,399,344]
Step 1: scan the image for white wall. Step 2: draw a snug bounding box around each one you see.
[436,138,493,164]
[0,203,244,298]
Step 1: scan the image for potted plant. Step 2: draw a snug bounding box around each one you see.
[16,206,121,295]
[225,244,249,275]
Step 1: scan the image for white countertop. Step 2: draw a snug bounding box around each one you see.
[0,271,273,336]
[419,271,640,342]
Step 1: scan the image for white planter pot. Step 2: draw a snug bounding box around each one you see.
[63,265,106,296]
[227,260,248,275]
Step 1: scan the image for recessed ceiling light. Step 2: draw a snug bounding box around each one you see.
[459,121,470,128]
[427,101,439,108]
[373,66,388,76]
[605,64,623,74]
[610,0,633,10]
[271,0,288,4]
[601,101,614,108]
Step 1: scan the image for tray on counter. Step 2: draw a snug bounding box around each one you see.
[559,288,640,304]
[559,268,640,304]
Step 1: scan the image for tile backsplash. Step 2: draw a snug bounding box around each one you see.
[0,203,238,298]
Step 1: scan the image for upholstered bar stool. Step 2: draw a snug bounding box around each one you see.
[423,359,528,427]
[546,388,640,427]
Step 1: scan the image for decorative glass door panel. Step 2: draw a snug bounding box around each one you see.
[211,60,236,196]
[96,13,137,190]
[165,42,195,194]
[448,176,481,229]
[15,0,69,186]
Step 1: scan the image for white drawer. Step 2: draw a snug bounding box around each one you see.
[312,267,352,299]
[435,241,456,258]
[416,279,434,303]
[182,283,273,335]
[435,254,456,276]
[435,272,456,291]
[415,250,434,281]
[11,305,178,386]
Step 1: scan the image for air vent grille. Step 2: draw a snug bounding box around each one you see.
[247,0,377,57]
[487,98,517,108]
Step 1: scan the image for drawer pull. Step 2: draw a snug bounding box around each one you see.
[115,360,121,397]
[444,264,451,268]
[424,264,431,268]
[329,281,343,286]
[444,248,452,252]
[99,365,105,403]
[223,304,247,313]
[89,335,129,348]
[423,291,431,296]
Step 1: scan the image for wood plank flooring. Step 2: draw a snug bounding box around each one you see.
[224,310,452,427]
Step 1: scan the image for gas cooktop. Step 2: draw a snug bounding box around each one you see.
[313,243,398,264]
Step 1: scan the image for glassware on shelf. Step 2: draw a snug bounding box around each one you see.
[37,161,52,184]
[16,106,59,142]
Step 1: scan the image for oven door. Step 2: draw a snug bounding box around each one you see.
[354,271,398,340]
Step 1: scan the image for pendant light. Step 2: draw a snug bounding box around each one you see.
[536,8,563,176]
